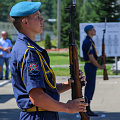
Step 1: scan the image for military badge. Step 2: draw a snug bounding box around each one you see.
[90,46,93,50]
[27,62,41,75]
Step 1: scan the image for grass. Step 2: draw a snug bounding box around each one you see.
[36,39,57,48]
[52,67,70,76]
[35,40,119,76]
[7,40,119,78]
[51,64,120,76]
[48,52,69,65]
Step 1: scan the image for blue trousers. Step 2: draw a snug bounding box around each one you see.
[0,57,10,79]
[20,111,59,120]
[84,63,97,103]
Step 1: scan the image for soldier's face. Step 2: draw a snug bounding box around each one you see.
[26,11,44,34]
[90,28,96,36]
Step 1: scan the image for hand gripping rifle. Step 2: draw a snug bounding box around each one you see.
[66,0,90,120]
[102,18,109,80]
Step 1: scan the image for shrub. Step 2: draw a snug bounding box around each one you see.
[44,33,52,49]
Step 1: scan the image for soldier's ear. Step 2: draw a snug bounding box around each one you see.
[22,18,28,27]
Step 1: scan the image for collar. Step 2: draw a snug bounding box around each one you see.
[0,38,7,41]
[17,33,45,53]
[86,36,94,43]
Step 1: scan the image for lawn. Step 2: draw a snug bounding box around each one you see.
[47,51,117,76]
[35,40,119,76]
[7,40,119,79]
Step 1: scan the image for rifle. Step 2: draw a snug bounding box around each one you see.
[67,1,90,120]
[102,18,109,80]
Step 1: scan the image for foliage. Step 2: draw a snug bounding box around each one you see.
[60,0,83,48]
[90,0,120,22]
[1,0,120,49]
[0,0,24,22]
[44,33,52,49]
[0,0,57,31]
[79,0,94,23]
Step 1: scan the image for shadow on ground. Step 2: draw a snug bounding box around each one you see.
[59,111,120,120]
[0,94,14,103]
[0,109,21,120]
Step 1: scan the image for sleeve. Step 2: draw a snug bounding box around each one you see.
[21,48,46,93]
[86,42,94,55]
[8,40,13,47]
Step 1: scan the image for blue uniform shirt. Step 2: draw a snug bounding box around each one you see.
[0,38,12,58]
[82,36,98,102]
[10,33,60,110]
[82,36,98,61]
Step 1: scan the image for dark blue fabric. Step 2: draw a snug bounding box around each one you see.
[10,33,59,120]
[1,57,9,79]
[20,111,59,120]
[84,63,97,101]
[82,36,98,102]
[82,36,98,61]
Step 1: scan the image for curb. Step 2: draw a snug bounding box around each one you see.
[56,75,120,79]
[0,79,11,87]
[0,75,120,87]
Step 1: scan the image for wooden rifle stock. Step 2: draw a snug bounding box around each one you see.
[67,3,90,119]
[69,45,90,120]
[102,29,109,80]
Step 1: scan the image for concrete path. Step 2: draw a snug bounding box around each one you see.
[0,77,120,120]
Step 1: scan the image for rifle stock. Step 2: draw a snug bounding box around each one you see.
[67,2,90,119]
[69,45,90,120]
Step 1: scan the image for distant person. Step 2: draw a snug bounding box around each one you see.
[10,1,88,120]
[0,31,12,80]
[0,46,3,77]
[82,25,106,116]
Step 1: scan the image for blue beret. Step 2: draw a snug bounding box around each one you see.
[84,25,93,32]
[10,1,41,17]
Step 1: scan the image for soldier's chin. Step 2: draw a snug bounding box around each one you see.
[39,29,43,33]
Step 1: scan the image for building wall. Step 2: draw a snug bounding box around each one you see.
[0,21,56,42]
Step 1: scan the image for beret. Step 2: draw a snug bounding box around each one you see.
[10,1,41,17]
[84,25,93,32]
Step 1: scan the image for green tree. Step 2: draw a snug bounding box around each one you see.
[79,0,95,23]
[44,33,52,49]
[90,0,120,22]
[0,0,24,22]
[0,0,57,23]
[35,0,57,31]
[60,0,83,48]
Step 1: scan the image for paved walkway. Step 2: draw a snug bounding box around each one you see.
[0,77,120,120]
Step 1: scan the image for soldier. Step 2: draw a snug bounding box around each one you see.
[82,25,106,116]
[10,1,88,120]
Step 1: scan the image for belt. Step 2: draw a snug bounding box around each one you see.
[23,106,46,112]
[85,60,91,63]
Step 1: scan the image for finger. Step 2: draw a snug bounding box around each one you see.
[79,70,82,75]
[84,81,87,84]
[68,79,74,83]
[80,102,88,106]
[79,108,87,112]
[80,76,85,81]
[79,73,83,78]
[77,98,85,102]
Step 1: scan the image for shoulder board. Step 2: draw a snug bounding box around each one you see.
[89,39,92,42]
[27,46,36,52]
